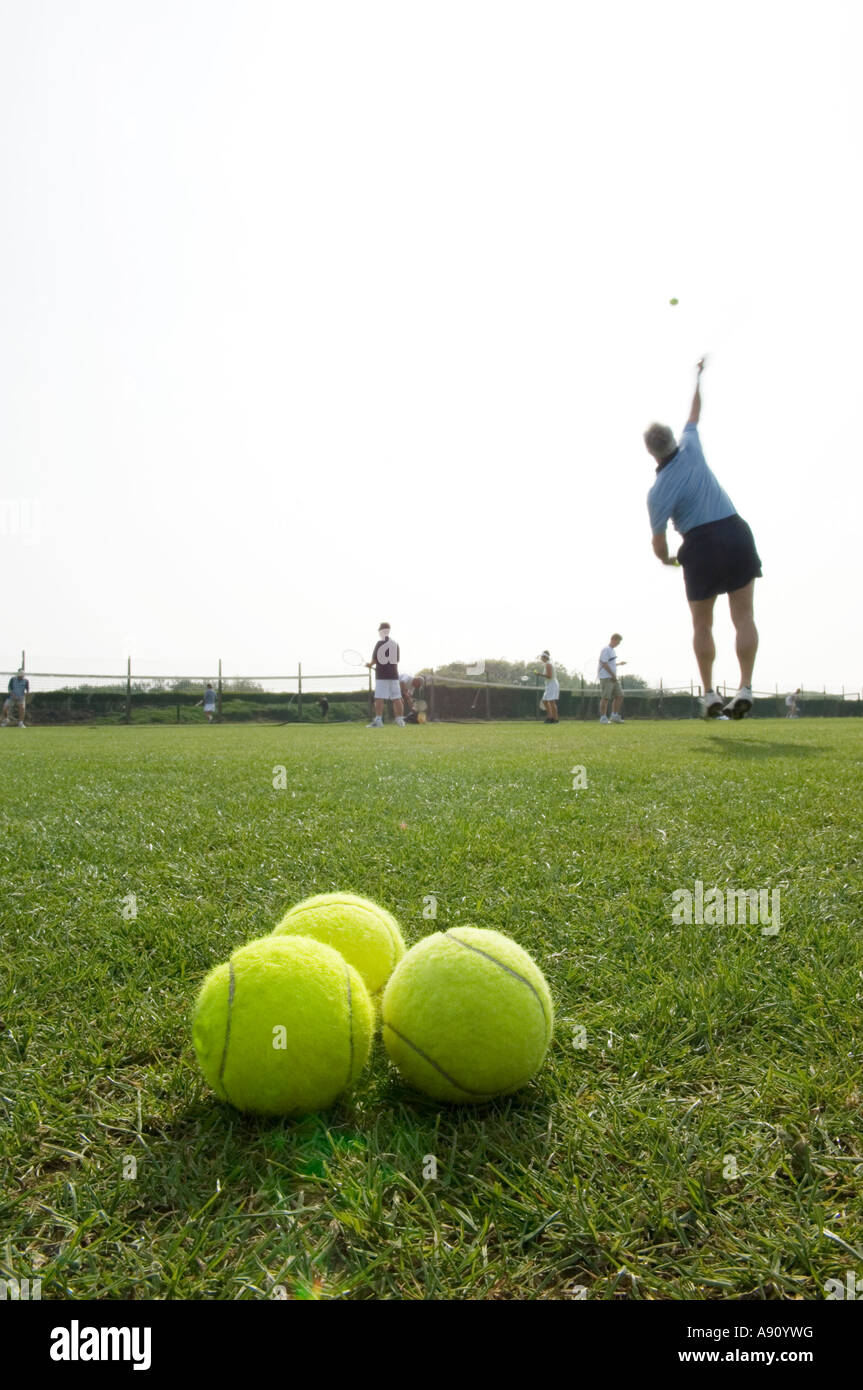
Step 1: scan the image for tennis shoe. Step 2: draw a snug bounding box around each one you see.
[722,687,753,720]
[699,691,724,719]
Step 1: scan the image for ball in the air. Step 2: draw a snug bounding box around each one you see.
[273,892,406,996]
[192,935,373,1115]
[669,297,679,305]
[381,926,554,1103]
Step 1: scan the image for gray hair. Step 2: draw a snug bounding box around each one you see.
[644,423,676,461]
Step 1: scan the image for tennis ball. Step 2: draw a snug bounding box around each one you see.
[669,297,679,305]
[192,935,373,1115]
[273,892,406,996]
[381,927,554,1103]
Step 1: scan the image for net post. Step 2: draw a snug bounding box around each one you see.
[126,657,132,724]
[298,663,303,721]
[217,659,223,719]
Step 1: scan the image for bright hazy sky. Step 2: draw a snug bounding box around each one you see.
[2,1,861,695]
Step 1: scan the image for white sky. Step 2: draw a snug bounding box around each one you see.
[2,0,861,695]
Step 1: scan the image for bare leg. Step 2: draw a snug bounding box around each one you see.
[599,698,608,717]
[727,581,758,688]
[393,699,404,717]
[689,595,717,692]
[612,693,623,715]
[375,699,384,717]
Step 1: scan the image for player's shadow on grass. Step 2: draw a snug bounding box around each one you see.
[705,736,824,759]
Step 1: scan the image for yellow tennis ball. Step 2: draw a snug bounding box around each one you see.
[669,297,679,305]
[192,935,373,1115]
[381,927,554,1103]
[273,892,406,996]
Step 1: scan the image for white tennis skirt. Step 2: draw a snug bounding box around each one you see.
[543,680,560,701]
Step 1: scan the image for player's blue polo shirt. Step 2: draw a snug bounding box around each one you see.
[647,424,736,537]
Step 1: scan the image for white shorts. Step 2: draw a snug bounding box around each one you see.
[543,680,560,701]
[375,679,402,701]
[203,704,216,714]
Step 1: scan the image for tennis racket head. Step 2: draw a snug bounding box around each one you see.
[342,649,366,666]
[413,698,428,712]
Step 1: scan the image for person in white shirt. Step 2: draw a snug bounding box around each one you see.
[539,651,559,724]
[597,634,625,724]
[785,689,801,718]
[398,672,424,722]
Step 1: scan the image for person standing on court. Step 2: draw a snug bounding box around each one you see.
[196,683,217,723]
[366,622,406,727]
[539,651,559,723]
[5,669,30,727]
[645,358,762,719]
[597,635,624,723]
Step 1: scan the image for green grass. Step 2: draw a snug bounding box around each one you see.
[1,720,861,1300]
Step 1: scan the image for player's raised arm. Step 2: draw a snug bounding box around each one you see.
[687,357,706,425]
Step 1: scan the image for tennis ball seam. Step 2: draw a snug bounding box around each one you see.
[381,1019,492,1098]
[444,930,552,1036]
[348,898,400,974]
[216,960,236,1105]
[339,900,399,973]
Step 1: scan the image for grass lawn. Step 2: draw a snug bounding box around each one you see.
[1,719,861,1300]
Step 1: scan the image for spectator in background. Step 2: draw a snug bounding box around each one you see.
[4,670,29,727]
[598,635,625,724]
[785,688,802,718]
[196,683,217,723]
[318,696,330,721]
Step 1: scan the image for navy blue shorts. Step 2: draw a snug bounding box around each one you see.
[677,514,762,602]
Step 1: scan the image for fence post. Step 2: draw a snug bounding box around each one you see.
[368,664,374,721]
[298,663,303,721]
[125,657,132,724]
[217,659,223,719]
[485,671,491,720]
[427,671,434,722]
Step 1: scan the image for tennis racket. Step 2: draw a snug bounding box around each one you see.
[413,698,428,713]
[342,649,367,667]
